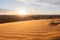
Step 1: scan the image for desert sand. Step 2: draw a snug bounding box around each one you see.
[0,19,60,40]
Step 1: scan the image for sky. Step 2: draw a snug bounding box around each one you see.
[0,0,60,15]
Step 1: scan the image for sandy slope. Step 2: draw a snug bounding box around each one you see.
[0,19,60,40]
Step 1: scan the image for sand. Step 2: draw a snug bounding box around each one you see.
[0,19,60,40]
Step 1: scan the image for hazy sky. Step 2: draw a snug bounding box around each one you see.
[0,0,60,15]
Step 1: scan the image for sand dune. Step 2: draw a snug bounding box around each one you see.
[0,19,60,40]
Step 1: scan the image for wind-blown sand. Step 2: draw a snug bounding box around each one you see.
[0,19,60,40]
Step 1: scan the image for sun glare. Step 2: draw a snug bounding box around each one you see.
[16,9,27,15]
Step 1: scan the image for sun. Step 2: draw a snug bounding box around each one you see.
[16,9,27,15]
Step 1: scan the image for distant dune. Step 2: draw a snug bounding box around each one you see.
[0,19,60,40]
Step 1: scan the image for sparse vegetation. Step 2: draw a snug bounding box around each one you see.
[0,15,60,23]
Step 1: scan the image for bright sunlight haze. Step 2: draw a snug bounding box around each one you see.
[16,9,27,15]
